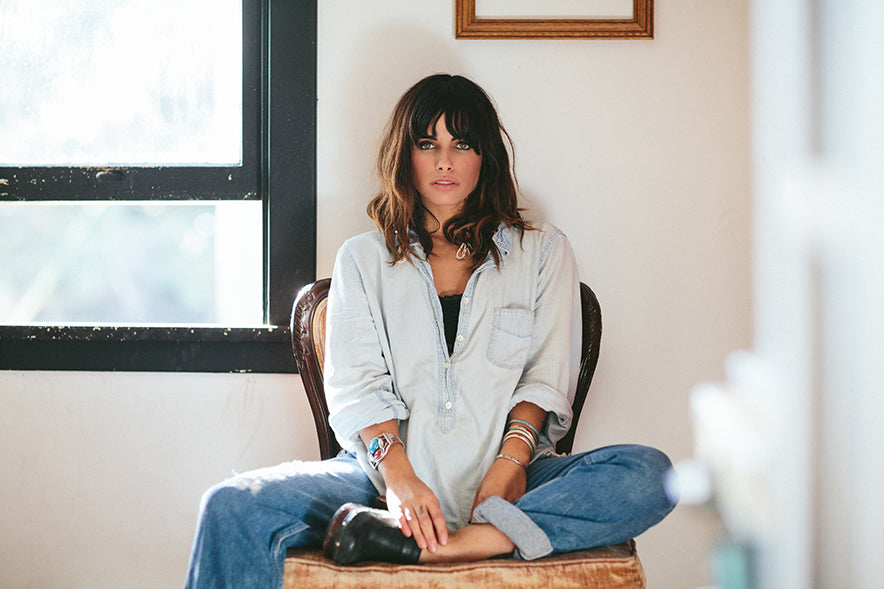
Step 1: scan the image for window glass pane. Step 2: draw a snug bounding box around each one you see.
[0,0,242,166]
[0,201,262,325]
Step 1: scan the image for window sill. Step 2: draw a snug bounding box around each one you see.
[0,325,297,373]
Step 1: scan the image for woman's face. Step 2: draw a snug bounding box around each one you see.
[411,114,482,222]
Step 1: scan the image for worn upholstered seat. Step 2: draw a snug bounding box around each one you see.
[283,540,644,588]
[288,278,646,588]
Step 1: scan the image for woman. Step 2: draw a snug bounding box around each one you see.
[185,74,675,588]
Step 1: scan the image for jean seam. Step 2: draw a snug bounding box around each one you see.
[272,521,311,562]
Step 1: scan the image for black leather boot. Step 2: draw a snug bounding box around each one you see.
[324,503,421,565]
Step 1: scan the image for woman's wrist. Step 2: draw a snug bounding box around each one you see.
[499,411,541,466]
[376,443,412,481]
[498,438,532,465]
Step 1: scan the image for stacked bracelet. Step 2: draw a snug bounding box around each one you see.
[503,426,537,455]
[496,453,527,469]
[509,418,540,439]
[503,419,539,456]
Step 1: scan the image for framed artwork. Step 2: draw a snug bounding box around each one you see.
[455,0,654,39]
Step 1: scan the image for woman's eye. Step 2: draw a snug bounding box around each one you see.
[456,141,472,151]
[418,140,435,150]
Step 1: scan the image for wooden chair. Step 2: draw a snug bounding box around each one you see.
[287,279,646,588]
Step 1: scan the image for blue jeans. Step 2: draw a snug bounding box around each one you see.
[184,444,675,589]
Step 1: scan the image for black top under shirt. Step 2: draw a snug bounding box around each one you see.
[439,294,462,354]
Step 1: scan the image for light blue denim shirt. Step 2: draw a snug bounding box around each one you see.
[324,221,581,530]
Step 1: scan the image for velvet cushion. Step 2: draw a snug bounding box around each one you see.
[283,540,645,588]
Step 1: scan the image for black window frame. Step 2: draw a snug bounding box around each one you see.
[0,0,316,373]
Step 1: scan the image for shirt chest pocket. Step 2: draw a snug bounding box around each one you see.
[486,307,534,370]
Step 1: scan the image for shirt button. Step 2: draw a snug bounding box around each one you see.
[445,401,453,410]
[463,297,470,304]
[444,362,450,369]
[455,335,464,342]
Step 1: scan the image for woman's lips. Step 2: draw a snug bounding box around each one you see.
[432,179,457,190]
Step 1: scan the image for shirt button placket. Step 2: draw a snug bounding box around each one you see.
[443,361,453,411]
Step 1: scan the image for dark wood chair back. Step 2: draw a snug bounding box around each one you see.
[291,279,601,459]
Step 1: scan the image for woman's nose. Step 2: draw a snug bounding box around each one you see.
[436,154,453,170]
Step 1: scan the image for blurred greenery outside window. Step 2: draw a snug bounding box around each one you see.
[0,0,317,371]
[0,202,261,325]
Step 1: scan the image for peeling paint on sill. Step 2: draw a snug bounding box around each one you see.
[0,325,290,343]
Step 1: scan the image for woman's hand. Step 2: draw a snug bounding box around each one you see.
[359,421,449,551]
[380,451,449,553]
[469,456,527,520]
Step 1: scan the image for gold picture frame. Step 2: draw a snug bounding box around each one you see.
[455,0,654,39]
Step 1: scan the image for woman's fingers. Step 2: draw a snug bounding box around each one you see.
[428,505,449,546]
[400,505,427,550]
[413,504,439,552]
[398,502,447,552]
[384,476,448,551]
[406,504,433,551]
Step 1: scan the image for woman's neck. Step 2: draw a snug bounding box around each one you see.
[423,203,461,231]
[426,233,469,295]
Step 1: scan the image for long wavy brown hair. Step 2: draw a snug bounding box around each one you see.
[367,74,528,269]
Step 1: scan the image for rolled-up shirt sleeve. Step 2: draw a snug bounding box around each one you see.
[324,242,410,450]
[508,228,581,450]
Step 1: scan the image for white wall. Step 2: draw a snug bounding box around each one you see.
[0,1,751,587]
[0,371,315,588]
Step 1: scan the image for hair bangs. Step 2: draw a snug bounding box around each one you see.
[407,82,491,155]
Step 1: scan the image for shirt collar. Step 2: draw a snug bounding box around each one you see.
[492,223,511,256]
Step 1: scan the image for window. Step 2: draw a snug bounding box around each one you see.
[0,0,317,372]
